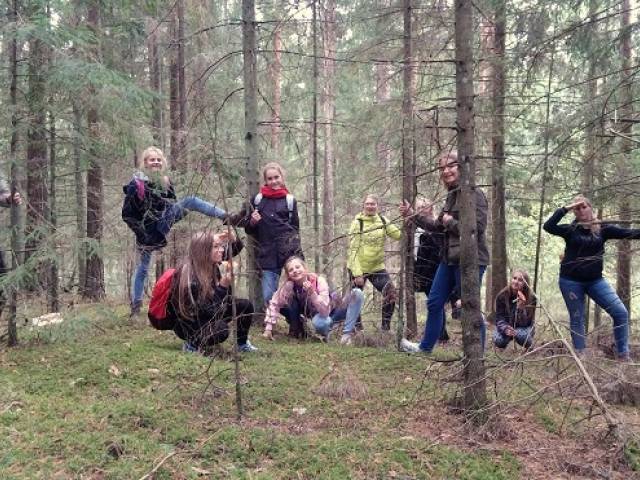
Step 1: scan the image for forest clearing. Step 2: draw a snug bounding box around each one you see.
[1,0,640,478]
[1,305,639,479]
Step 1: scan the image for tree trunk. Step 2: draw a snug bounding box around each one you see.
[7,0,22,347]
[616,0,632,315]
[401,0,417,339]
[455,0,487,416]
[84,0,105,300]
[242,0,261,313]
[311,0,320,271]
[73,104,87,294]
[47,112,59,312]
[375,62,392,180]
[147,18,163,145]
[25,31,48,284]
[321,0,336,284]
[268,0,282,157]
[490,0,507,307]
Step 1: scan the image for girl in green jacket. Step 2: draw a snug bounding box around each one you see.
[346,194,402,331]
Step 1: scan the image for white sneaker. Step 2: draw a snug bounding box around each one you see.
[340,333,353,346]
[400,338,421,353]
[238,340,258,353]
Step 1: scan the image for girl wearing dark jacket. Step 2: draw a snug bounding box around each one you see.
[399,150,489,353]
[239,162,303,307]
[122,146,228,316]
[169,230,257,353]
[544,195,640,361]
[493,269,536,350]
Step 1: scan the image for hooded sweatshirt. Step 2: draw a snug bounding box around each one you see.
[346,213,401,277]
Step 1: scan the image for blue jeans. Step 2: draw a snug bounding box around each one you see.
[329,288,365,335]
[558,276,629,355]
[262,270,281,305]
[418,263,486,352]
[131,248,153,306]
[157,195,226,236]
[312,294,363,337]
[493,326,534,349]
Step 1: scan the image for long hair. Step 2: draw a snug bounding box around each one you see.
[572,194,600,235]
[496,268,534,313]
[261,162,286,185]
[176,231,218,319]
[138,146,168,172]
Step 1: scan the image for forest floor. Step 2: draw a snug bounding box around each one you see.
[1,302,640,479]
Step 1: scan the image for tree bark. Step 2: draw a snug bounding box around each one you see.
[47,112,59,312]
[321,0,336,284]
[7,0,22,347]
[242,0,261,313]
[147,18,163,146]
[455,0,487,416]
[84,0,105,300]
[25,28,48,282]
[616,0,632,315]
[268,0,282,157]
[73,104,87,294]
[490,0,507,308]
[401,0,417,339]
[311,0,320,271]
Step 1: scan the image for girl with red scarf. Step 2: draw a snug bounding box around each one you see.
[240,163,304,320]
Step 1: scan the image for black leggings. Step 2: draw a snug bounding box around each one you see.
[174,298,254,348]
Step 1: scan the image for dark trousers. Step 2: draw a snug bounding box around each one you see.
[349,269,396,330]
[174,298,254,348]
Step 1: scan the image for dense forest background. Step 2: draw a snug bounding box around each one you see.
[0,0,638,339]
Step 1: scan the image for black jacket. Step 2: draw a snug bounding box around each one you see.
[495,290,536,334]
[169,239,243,347]
[414,186,489,266]
[241,195,303,271]
[543,207,640,281]
[122,175,176,249]
[414,230,444,293]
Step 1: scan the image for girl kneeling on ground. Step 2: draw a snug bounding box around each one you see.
[169,230,258,353]
[493,269,536,350]
[262,256,362,342]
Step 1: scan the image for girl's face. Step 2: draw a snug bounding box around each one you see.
[211,238,225,263]
[286,259,307,283]
[265,168,284,189]
[439,155,460,187]
[573,201,593,223]
[510,272,526,292]
[144,154,164,172]
[363,197,378,216]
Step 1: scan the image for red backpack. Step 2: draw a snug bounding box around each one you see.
[148,268,177,330]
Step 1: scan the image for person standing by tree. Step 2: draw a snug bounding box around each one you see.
[413,199,451,344]
[122,146,229,317]
[0,177,22,312]
[399,150,489,353]
[239,163,304,322]
[544,195,640,361]
[346,194,402,331]
[493,269,536,350]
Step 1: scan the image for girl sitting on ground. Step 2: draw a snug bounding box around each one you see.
[262,256,362,342]
[169,230,257,353]
[493,269,536,351]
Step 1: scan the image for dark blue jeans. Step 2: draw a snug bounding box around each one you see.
[418,263,486,352]
[558,276,629,355]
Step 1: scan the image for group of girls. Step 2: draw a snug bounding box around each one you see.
[122,146,639,361]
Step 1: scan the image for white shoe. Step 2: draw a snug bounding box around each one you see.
[400,338,421,353]
[340,333,353,346]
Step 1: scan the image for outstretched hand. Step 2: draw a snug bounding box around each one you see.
[399,200,413,218]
